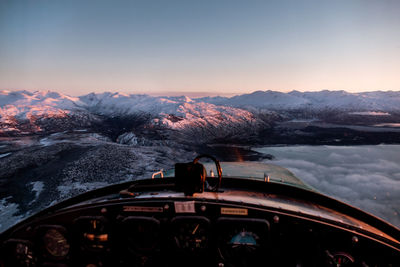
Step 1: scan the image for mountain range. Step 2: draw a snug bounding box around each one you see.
[2,89,400,145]
[199,90,400,110]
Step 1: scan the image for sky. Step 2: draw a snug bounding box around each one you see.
[1,0,400,96]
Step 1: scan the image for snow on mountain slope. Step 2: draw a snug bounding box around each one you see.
[158,101,255,129]
[0,90,88,134]
[289,90,400,110]
[288,90,360,109]
[0,90,84,119]
[360,91,400,110]
[79,92,200,117]
[2,89,400,135]
[288,90,378,110]
[79,92,164,115]
[79,92,255,129]
[198,90,310,109]
[199,90,400,111]
[0,90,256,134]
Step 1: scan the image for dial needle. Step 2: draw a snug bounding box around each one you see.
[192,224,200,235]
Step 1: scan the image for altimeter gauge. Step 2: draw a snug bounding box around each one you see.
[43,228,70,258]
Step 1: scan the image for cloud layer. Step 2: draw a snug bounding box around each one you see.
[254,145,400,228]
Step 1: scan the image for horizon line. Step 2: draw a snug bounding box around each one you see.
[1,88,400,98]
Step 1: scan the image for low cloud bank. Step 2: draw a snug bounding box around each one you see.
[254,145,400,227]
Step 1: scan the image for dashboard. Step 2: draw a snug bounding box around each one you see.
[1,197,399,267]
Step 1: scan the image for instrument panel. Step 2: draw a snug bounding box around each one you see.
[1,200,399,267]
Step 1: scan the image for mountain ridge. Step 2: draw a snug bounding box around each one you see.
[2,89,400,139]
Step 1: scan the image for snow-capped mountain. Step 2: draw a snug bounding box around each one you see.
[200,90,400,111]
[0,90,256,135]
[0,90,83,118]
[287,90,400,110]
[2,89,400,136]
[0,90,88,134]
[198,90,310,109]
[78,91,255,129]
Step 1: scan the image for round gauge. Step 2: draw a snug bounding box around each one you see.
[327,252,355,267]
[219,227,264,267]
[122,217,160,252]
[43,228,70,258]
[15,242,36,265]
[172,217,210,253]
[3,241,37,267]
[217,218,269,266]
[176,222,208,251]
[229,229,260,251]
[74,216,110,252]
[119,217,162,267]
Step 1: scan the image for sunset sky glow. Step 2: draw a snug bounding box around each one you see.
[1,0,400,96]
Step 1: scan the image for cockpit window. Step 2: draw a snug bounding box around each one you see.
[1,0,400,235]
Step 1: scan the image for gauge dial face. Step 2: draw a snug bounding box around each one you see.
[43,228,70,257]
[83,219,108,249]
[123,217,160,252]
[223,226,262,256]
[219,226,265,267]
[176,222,208,251]
[331,252,354,267]
[15,242,35,263]
[229,229,260,250]
[75,217,109,251]
[217,218,269,265]
[172,218,210,253]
